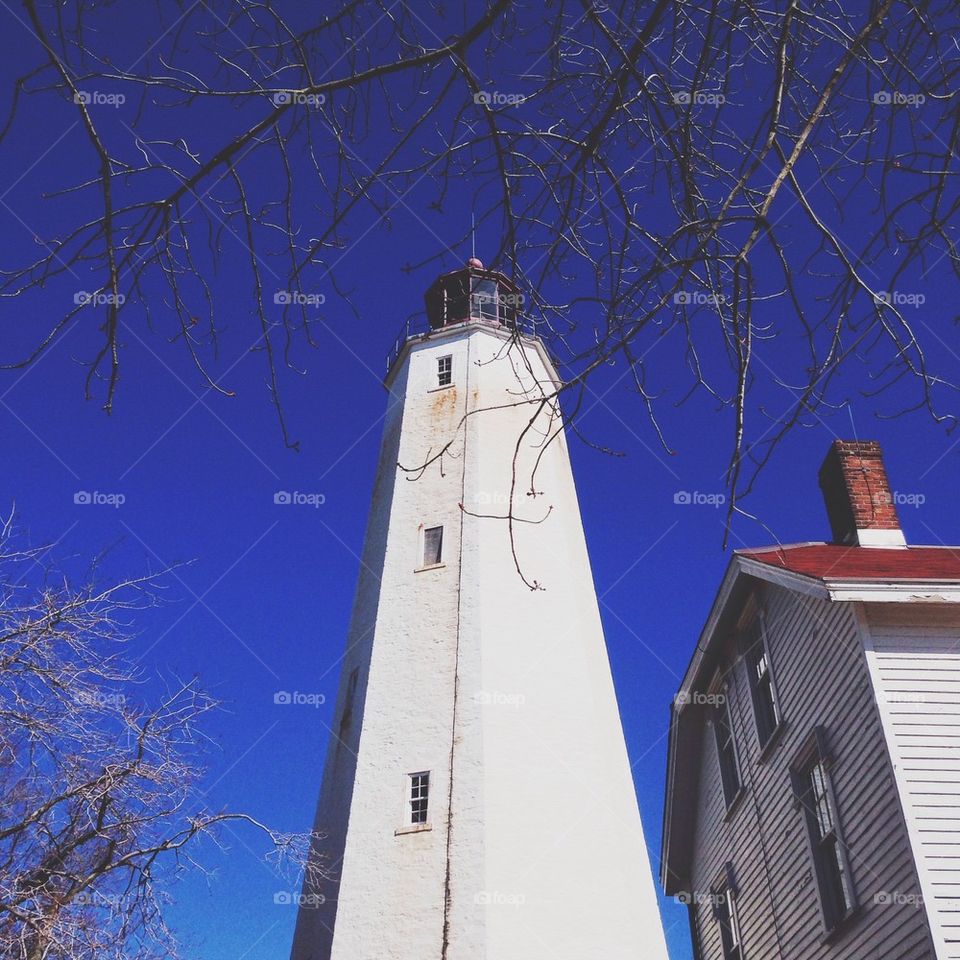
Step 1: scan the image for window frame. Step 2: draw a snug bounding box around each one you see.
[436,354,453,387]
[791,728,857,936]
[711,687,742,811]
[711,863,743,960]
[687,899,705,960]
[742,615,783,749]
[420,525,444,568]
[408,770,430,825]
[470,276,500,322]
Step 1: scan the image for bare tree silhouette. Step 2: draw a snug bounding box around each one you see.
[2,0,957,533]
[0,521,325,959]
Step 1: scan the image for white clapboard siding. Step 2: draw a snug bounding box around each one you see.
[864,619,960,960]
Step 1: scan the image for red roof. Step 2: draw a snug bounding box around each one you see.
[738,544,960,581]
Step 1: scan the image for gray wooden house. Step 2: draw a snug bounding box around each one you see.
[662,441,960,960]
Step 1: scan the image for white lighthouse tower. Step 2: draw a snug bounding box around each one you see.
[290,260,669,960]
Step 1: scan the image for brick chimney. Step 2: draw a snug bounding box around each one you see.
[818,440,906,547]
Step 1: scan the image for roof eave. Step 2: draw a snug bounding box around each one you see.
[736,555,831,599]
[826,580,960,602]
[661,555,749,892]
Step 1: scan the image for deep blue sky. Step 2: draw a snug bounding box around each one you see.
[2,5,959,959]
[3,251,955,960]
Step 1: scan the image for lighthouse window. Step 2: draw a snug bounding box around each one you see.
[409,772,430,824]
[423,526,444,566]
[338,667,360,736]
[472,277,499,321]
[437,355,453,387]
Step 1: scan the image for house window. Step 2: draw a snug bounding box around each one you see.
[409,772,430,824]
[423,525,443,566]
[712,867,743,960]
[437,355,452,387]
[744,624,781,747]
[793,730,856,933]
[688,905,705,960]
[713,695,741,808]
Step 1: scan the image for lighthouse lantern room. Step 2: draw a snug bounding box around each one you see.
[423,257,521,330]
